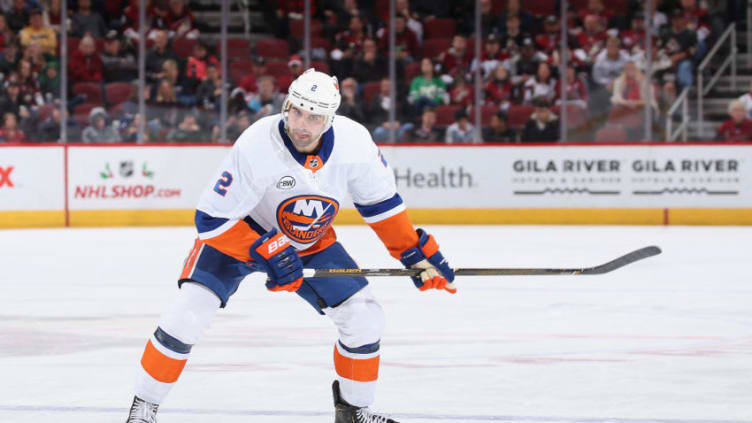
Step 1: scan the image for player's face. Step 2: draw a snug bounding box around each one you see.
[287,106,327,152]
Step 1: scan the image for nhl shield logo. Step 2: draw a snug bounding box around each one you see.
[307,157,320,169]
[119,160,134,178]
[276,195,339,244]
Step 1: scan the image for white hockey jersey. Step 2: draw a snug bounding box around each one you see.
[194,114,413,262]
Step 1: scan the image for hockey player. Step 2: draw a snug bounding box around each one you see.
[125,68,456,423]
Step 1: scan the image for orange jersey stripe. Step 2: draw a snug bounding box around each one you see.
[140,340,187,383]
[333,345,380,382]
[367,210,419,259]
[203,220,261,262]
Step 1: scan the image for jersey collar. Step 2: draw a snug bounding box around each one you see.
[278,119,334,172]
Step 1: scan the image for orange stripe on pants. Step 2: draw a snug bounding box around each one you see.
[333,345,379,382]
[180,239,203,280]
[141,340,187,383]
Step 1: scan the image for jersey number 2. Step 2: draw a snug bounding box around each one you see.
[213,171,233,196]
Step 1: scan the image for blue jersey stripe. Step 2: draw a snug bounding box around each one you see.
[195,210,229,234]
[354,193,403,218]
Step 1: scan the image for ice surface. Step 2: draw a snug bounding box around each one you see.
[0,225,751,423]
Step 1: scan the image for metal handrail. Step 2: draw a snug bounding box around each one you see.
[697,23,737,138]
[666,87,690,142]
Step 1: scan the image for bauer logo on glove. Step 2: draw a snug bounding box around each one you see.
[249,229,304,292]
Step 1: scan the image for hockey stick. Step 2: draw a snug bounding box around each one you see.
[302,246,662,278]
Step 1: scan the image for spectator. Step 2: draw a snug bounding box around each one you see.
[407,107,441,142]
[577,0,613,28]
[483,112,517,142]
[121,0,163,44]
[100,30,137,82]
[497,0,534,34]
[159,59,191,104]
[523,62,556,105]
[145,30,178,83]
[0,39,21,75]
[472,34,508,79]
[167,112,204,142]
[512,38,543,83]
[224,110,252,142]
[166,0,199,39]
[738,80,752,119]
[377,14,418,61]
[83,106,121,143]
[69,35,104,83]
[0,112,25,142]
[196,62,223,111]
[438,35,471,81]
[6,0,29,33]
[248,76,284,122]
[288,54,303,79]
[499,15,525,55]
[610,61,657,140]
[37,107,64,142]
[680,0,710,55]
[351,38,387,83]
[645,0,668,33]
[522,98,559,142]
[121,113,148,142]
[0,14,12,51]
[238,56,266,95]
[464,0,497,38]
[71,0,108,38]
[660,9,698,90]
[0,82,29,118]
[593,37,629,90]
[408,57,448,116]
[395,0,422,43]
[15,58,42,106]
[717,100,752,142]
[185,41,218,92]
[38,61,60,100]
[576,14,608,65]
[337,77,364,122]
[445,108,476,144]
[535,15,561,57]
[146,79,181,139]
[21,40,48,75]
[370,78,412,143]
[449,75,472,109]
[42,0,63,33]
[333,15,368,61]
[19,8,56,55]
[554,64,588,109]
[484,64,517,112]
[621,11,647,55]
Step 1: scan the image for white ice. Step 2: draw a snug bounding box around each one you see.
[0,225,751,423]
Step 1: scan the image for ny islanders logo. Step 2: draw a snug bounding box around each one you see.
[276,195,339,244]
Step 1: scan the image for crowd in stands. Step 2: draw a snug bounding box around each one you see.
[0,0,748,143]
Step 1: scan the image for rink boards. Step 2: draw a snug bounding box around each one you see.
[1,143,751,228]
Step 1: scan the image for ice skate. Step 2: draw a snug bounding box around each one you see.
[333,380,399,423]
[125,395,158,423]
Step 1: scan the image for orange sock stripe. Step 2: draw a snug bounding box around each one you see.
[180,238,204,280]
[333,345,380,382]
[367,210,419,259]
[140,340,188,383]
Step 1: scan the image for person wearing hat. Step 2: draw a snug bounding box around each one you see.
[19,7,57,55]
[445,107,477,144]
[101,30,137,82]
[621,12,647,54]
[535,15,561,56]
[483,111,517,142]
[288,54,304,78]
[82,107,122,143]
[472,34,509,79]
[660,9,698,90]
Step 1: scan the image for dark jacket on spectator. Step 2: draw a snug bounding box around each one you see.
[68,49,104,83]
[522,115,559,143]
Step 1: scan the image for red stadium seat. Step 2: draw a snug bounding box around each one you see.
[310,37,332,52]
[290,19,323,38]
[67,37,81,54]
[73,82,103,104]
[608,106,643,128]
[265,61,291,77]
[552,105,588,129]
[221,38,252,60]
[525,0,556,16]
[276,74,293,93]
[310,60,329,74]
[73,103,99,127]
[469,105,499,126]
[230,60,254,84]
[363,81,381,104]
[172,38,197,59]
[420,38,451,59]
[105,82,133,106]
[424,18,457,39]
[435,105,460,126]
[594,126,627,142]
[37,104,56,122]
[255,38,289,60]
[507,105,535,129]
[404,61,422,82]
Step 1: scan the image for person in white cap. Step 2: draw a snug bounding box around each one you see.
[125,68,456,423]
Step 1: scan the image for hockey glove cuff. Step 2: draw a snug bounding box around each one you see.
[399,229,456,294]
[249,229,304,292]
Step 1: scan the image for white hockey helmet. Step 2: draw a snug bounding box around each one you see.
[283,68,341,133]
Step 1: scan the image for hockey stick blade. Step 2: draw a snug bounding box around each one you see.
[302,246,662,278]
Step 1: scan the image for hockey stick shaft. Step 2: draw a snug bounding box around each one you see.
[302,246,661,278]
